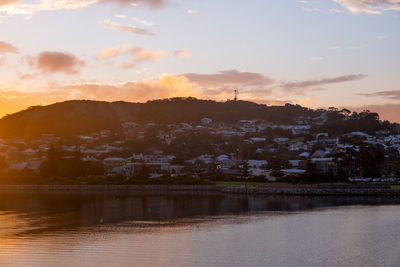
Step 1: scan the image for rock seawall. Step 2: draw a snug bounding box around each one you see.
[0,184,400,196]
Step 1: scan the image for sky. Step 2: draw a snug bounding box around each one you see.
[0,0,399,121]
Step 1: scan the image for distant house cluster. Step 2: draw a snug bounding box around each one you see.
[1,110,400,182]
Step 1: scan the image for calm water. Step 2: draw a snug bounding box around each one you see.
[1,192,400,267]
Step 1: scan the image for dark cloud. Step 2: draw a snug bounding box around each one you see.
[30,51,85,74]
[358,90,400,100]
[281,74,367,92]
[183,70,275,88]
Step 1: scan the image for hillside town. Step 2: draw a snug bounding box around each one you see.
[1,107,400,184]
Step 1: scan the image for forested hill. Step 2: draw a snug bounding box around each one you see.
[0,97,395,138]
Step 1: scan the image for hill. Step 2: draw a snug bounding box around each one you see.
[0,98,395,138]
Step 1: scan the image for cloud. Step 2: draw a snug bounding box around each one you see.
[0,87,74,117]
[179,70,275,100]
[333,0,400,14]
[179,70,367,99]
[133,17,154,26]
[358,90,400,100]
[26,51,85,74]
[103,18,156,36]
[0,0,97,15]
[183,70,275,88]
[0,75,195,117]
[114,14,126,19]
[174,49,191,60]
[0,0,18,7]
[0,41,18,54]
[302,7,322,12]
[99,45,120,59]
[0,0,167,16]
[61,75,200,102]
[187,9,198,14]
[98,44,164,68]
[329,8,345,13]
[328,45,367,51]
[17,72,38,80]
[299,97,320,107]
[311,56,324,61]
[99,0,166,8]
[281,74,366,92]
[121,45,164,68]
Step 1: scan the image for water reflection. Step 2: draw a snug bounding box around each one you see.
[1,193,400,266]
[1,192,400,238]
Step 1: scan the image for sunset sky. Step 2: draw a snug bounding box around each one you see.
[0,0,399,121]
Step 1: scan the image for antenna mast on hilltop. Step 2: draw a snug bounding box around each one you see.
[234,89,238,101]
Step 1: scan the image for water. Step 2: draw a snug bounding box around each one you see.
[1,192,400,266]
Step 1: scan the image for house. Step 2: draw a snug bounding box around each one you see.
[312,150,329,158]
[316,133,329,139]
[247,160,268,168]
[201,118,213,125]
[188,154,214,165]
[128,162,183,176]
[274,137,290,144]
[281,169,306,175]
[299,152,310,159]
[249,168,276,181]
[291,125,311,135]
[216,154,237,169]
[250,137,266,143]
[103,158,128,175]
[311,157,337,174]
[289,160,301,168]
[80,135,95,142]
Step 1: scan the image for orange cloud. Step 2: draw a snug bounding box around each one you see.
[0,41,18,54]
[99,45,120,59]
[58,75,199,101]
[0,0,18,6]
[122,45,164,68]
[103,19,156,36]
[26,51,85,74]
[0,89,69,118]
[0,74,198,117]
[124,45,163,60]
[98,44,164,68]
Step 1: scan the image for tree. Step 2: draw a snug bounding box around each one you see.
[39,147,89,178]
[359,145,385,178]
[239,160,250,179]
[39,146,62,178]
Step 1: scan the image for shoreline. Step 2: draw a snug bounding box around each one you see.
[1,184,400,197]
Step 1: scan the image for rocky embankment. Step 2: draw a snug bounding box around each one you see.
[0,184,400,196]
[222,184,400,196]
